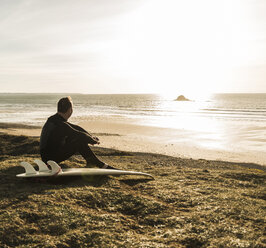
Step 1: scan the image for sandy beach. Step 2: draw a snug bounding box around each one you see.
[1,118,266,167]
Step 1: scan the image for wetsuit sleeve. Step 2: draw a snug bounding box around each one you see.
[68,123,90,134]
[58,121,98,145]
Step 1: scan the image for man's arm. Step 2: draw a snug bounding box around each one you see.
[68,122,89,134]
[58,121,99,145]
[68,122,99,142]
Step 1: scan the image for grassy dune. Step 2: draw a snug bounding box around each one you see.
[0,133,265,248]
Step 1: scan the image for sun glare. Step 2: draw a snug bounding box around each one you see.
[104,0,233,95]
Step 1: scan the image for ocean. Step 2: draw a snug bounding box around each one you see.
[0,93,266,164]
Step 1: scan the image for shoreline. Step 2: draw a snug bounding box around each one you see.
[0,130,266,173]
[1,120,266,167]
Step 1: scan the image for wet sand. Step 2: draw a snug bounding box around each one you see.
[1,119,266,167]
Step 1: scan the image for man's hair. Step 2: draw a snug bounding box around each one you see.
[57,96,72,113]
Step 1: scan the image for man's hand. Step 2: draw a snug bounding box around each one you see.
[85,134,100,145]
[92,136,100,145]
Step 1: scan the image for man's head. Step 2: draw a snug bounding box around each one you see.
[57,96,73,120]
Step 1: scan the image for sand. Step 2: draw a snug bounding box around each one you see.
[1,118,266,167]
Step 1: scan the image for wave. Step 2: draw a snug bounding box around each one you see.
[202,108,266,113]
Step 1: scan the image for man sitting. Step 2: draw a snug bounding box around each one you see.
[40,96,115,169]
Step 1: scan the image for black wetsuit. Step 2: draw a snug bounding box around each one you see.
[40,113,103,166]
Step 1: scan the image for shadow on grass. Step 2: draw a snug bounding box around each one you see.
[0,165,111,201]
[119,178,154,186]
[222,171,266,184]
[212,159,266,172]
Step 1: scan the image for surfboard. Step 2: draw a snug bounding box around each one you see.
[16,159,154,179]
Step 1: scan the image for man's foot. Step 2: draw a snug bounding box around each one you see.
[86,161,118,170]
[100,163,119,170]
[86,161,94,168]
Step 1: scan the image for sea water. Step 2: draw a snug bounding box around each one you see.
[0,93,265,164]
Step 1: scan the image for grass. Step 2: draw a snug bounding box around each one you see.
[0,133,265,247]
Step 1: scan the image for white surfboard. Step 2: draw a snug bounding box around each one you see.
[16,159,154,179]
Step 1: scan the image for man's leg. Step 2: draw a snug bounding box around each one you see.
[77,141,105,167]
[61,138,118,169]
[52,137,105,167]
[42,136,117,169]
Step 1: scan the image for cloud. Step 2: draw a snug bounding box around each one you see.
[0,0,266,93]
[0,0,143,82]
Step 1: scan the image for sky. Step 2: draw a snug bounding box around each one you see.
[0,0,265,95]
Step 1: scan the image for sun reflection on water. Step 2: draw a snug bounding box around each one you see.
[142,95,230,150]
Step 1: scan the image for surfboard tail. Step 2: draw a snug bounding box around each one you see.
[34,159,50,172]
[20,162,37,175]
[47,160,62,175]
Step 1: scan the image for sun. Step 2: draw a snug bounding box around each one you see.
[103,0,233,95]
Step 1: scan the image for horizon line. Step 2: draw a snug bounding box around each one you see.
[0,92,266,95]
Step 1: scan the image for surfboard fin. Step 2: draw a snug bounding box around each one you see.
[47,160,62,175]
[20,162,37,175]
[34,159,50,172]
